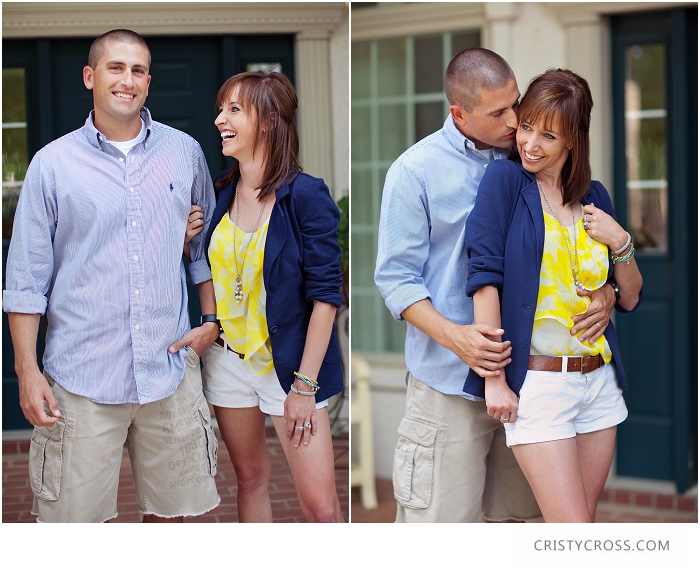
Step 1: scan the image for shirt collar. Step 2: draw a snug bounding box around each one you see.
[442,114,513,161]
[84,107,154,149]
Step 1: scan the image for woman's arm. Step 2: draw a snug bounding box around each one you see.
[473,286,520,423]
[582,202,643,311]
[284,300,337,447]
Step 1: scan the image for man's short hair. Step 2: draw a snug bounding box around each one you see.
[88,29,151,70]
[445,48,514,112]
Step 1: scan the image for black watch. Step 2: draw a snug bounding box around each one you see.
[607,281,621,305]
[200,314,221,328]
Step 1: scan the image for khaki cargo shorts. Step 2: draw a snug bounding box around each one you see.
[30,348,220,522]
[393,373,541,523]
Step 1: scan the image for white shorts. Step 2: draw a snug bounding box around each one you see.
[201,340,328,416]
[505,362,628,447]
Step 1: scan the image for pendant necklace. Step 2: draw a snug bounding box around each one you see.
[535,175,585,290]
[232,179,267,302]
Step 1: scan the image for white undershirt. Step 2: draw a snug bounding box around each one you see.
[106,119,147,156]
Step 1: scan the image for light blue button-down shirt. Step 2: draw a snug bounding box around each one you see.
[3,108,215,404]
[375,115,511,398]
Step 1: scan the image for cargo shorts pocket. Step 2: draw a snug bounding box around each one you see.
[392,417,439,509]
[197,401,218,477]
[29,417,67,502]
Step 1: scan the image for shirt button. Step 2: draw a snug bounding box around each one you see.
[133,255,139,261]
[119,157,124,162]
[135,324,140,330]
[135,290,140,295]
[130,187,135,193]
[131,221,137,227]
[484,164,488,168]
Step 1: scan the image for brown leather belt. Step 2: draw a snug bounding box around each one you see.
[528,355,604,375]
[215,337,245,359]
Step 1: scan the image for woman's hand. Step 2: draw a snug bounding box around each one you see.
[582,203,628,252]
[284,388,317,447]
[183,205,204,260]
[485,377,519,423]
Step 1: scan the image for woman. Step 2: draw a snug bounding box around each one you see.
[193,71,344,522]
[464,69,642,522]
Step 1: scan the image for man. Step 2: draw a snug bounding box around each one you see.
[375,48,615,522]
[3,29,220,523]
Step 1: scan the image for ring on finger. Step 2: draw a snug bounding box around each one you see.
[188,218,194,223]
[500,414,509,422]
[294,425,304,431]
[303,422,311,428]
[596,321,601,328]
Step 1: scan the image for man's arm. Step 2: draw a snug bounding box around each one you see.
[570,284,615,343]
[401,299,511,378]
[375,160,510,377]
[168,279,219,357]
[8,313,61,427]
[169,143,218,357]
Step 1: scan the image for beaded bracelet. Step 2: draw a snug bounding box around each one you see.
[293,371,320,390]
[611,232,632,256]
[290,384,318,396]
[612,244,635,264]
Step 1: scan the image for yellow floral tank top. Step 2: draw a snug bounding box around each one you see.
[530,210,612,361]
[209,212,273,375]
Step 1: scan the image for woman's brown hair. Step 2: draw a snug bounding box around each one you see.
[214,71,302,199]
[512,68,593,206]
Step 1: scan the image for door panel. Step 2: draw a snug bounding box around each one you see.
[612,8,697,492]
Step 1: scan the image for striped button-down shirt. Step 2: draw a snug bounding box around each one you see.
[3,108,215,404]
[375,115,510,399]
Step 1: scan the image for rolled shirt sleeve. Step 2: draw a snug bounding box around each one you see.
[3,153,57,315]
[374,160,433,321]
[186,142,215,285]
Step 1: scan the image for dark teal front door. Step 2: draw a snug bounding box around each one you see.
[2,33,295,430]
[611,7,697,493]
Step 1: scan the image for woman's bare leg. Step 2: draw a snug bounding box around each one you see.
[271,407,344,523]
[512,438,591,522]
[214,405,273,522]
[575,426,617,522]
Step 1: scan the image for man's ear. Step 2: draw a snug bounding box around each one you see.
[450,104,468,129]
[83,66,94,90]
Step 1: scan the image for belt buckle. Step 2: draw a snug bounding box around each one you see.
[580,357,586,375]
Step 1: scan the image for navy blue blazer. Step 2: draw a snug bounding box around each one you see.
[204,171,344,402]
[464,160,642,399]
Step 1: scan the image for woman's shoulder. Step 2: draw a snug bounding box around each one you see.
[288,172,329,193]
[586,180,614,212]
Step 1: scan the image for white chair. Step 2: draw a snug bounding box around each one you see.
[350,353,378,509]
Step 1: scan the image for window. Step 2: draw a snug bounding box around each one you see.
[351,31,480,353]
[624,44,667,253]
[2,68,28,239]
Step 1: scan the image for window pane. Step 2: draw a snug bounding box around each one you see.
[246,62,282,73]
[377,38,405,97]
[351,41,371,99]
[351,168,374,226]
[415,101,444,141]
[452,31,481,57]
[378,103,406,161]
[414,35,443,94]
[3,68,28,239]
[351,106,372,162]
[351,231,376,288]
[351,293,378,351]
[625,44,667,254]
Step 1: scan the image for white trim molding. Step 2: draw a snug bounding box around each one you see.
[351,2,485,41]
[2,2,346,38]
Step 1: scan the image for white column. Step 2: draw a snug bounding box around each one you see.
[564,17,613,190]
[295,29,334,190]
